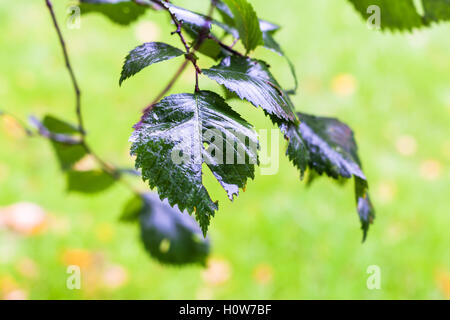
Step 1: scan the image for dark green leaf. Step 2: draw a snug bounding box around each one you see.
[298,113,365,180]
[280,121,310,179]
[137,193,210,265]
[355,177,375,241]
[66,170,116,194]
[42,115,79,134]
[79,0,147,26]
[423,0,450,23]
[348,0,450,30]
[214,1,298,92]
[131,91,258,235]
[222,0,263,53]
[164,2,238,38]
[120,42,184,85]
[203,56,297,122]
[164,2,212,32]
[120,194,144,222]
[347,0,424,30]
[40,115,87,171]
[295,112,374,239]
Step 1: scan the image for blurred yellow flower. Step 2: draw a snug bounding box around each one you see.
[420,159,443,181]
[61,249,93,269]
[95,223,115,243]
[253,264,274,285]
[395,135,417,156]
[331,73,357,97]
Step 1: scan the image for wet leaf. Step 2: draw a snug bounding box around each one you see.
[222,0,263,53]
[120,42,184,85]
[203,56,297,122]
[130,91,258,235]
[129,193,211,265]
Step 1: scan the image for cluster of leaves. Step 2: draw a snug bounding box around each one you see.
[9,0,447,266]
[116,0,376,240]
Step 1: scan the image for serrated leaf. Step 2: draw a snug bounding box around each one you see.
[222,0,263,53]
[120,42,184,85]
[203,56,297,122]
[214,1,298,93]
[133,193,210,265]
[298,113,365,180]
[66,170,116,194]
[347,0,424,30]
[39,115,87,171]
[79,0,147,26]
[280,121,310,179]
[295,112,374,239]
[348,0,450,30]
[130,91,258,235]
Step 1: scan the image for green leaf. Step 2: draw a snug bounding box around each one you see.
[164,2,238,39]
[280,121,310,179]
[214,1,298,93]
[298,113,364,180]
[131,193,210,265]
[79,0,147,26]
[66,170,116,194]
[164,2,212,33]
[295,112,374,239]
[39,115,87,171]
[131,91,258,235]
[222,0,263,53]
[120,194,144,222]
[203,56,297,122]
[355,177,375,241]
[347,0,424,30]
[348,0,450,30]
[423,0,450,23]
[120,42,184,85]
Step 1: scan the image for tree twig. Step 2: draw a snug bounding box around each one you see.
[45,0,84,135]
[44,0,141,195]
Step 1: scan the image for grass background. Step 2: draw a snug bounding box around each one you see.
[0,0,449,299]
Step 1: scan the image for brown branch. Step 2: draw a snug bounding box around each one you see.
[44,0,141,195]
[45,0,84,135]
[144,59,190,112]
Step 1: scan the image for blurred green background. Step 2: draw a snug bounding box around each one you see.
[0,0,449,299]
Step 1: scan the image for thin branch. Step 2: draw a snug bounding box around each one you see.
[44,0,141,195]
[208,34,244,57]
[143,0,217,98]
[45,0,84,135]
[144,59,189,113]
[28,115,82,145]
